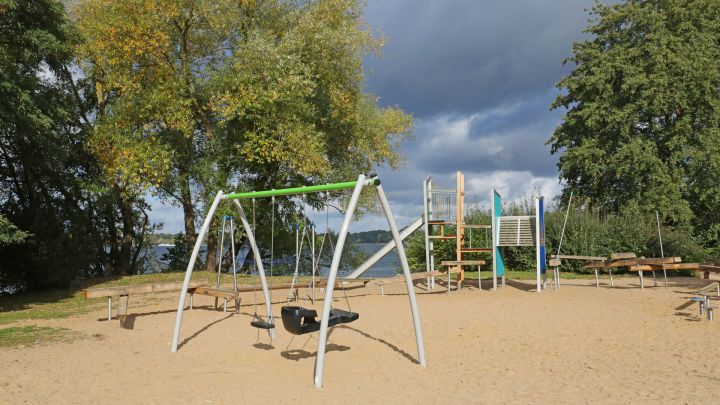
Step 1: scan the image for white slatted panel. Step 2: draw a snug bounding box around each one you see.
[497,216,535,246]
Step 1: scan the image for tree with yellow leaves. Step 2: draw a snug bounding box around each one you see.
[73,0,412,271]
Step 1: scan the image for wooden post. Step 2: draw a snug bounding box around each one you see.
[455,171,465,283]
[118,295,129,326]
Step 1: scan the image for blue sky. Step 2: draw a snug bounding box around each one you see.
[150,0,598,233]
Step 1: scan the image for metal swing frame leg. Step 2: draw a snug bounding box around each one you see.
[171,191,275,352]
[313,176,426,388]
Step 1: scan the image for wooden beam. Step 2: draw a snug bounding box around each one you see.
[117,295,129,325]
[232,282,297,293]
[421,269,462,276]
[628,265,653,272]
[192,287,240,300]
[460,247,492,253]
[648,263,699,271]
[441,260,486,266]
[604,259,641,268]
[456,171,465,281]
[637,257,681,265]
[700,264,720,273]
[84,281,208,299]
[610,252,637,260]
[552,254,606,261]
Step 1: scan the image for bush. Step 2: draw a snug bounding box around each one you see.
[161,233,193,272]
[404,196,706,274]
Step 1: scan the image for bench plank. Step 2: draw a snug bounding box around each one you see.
[700,264,720,273]
[583,261,606,269]
[605,259,641,267]
[84,281,208,299]
[637,257,681,265]
[610,252,637,260]
[192,286,240,300]
[552,254,606,261]
[441,260,486,266]
[648,263,699,270]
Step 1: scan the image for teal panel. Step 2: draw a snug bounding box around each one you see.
[493,190,505,277]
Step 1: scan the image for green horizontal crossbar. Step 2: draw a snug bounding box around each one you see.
[224,178,380,200]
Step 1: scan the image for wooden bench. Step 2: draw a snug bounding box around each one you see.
[189,286,243,313]
[84,281,208,324]
[439,260,486,292]
[700,262,720,280]
[628,260,699,289]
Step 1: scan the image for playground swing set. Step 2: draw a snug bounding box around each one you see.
[170,173,427,388]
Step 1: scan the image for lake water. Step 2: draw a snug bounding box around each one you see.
[353,243,400,278]
[145,242,400,278]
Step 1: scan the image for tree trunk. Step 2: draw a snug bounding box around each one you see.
[180,173,196,247]
[115,191,136,276]
[204,217,218,272]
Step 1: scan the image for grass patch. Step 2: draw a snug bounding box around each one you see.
[0,272,310,325]
[0,325,83,348]
[0,268,649,326]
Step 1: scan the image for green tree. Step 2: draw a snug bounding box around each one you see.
[73,0,412,267]
[0,0,99,289]
[0,215,29,246]
[550,0,720,255]
[1,0,154,291]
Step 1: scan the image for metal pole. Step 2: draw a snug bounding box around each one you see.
[555,191,573,290]
[557,191,573,257]
[491,190,497,291]
[229,217,238,291]
[656,211,664,258]
[345,216,424,279]
[224,179,379,200]
[376,183,427,369]
[315,175,366,388]
[232,199,275,339]
[108,297,112,320]
[216,216,226,309]
[423,177,432,291]
[311,225,316,304]
[172,190,224,352]
[535,197,542,293]
[656,210,668,289]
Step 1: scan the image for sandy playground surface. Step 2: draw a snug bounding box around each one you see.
[2,274,719,404]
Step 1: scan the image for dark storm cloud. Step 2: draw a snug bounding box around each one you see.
[364,0,595,117]
[408,91,561,177]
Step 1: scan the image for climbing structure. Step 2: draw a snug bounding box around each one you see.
[423,171,491,288]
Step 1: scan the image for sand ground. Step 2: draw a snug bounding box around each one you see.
[1,275,719,404]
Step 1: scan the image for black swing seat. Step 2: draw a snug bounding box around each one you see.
[250,319,275,329]
[280,306,359,335]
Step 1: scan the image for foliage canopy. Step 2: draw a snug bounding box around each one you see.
[550,0,720,254]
